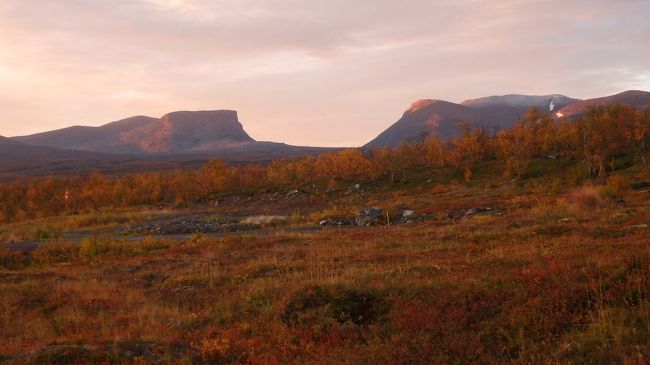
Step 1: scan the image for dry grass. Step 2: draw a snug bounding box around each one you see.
[565,184,608,211]
[2,160,649,364]
[0,209,160,243]
[1,187,650,364]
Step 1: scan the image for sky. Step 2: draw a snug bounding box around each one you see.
[0,0,649,147]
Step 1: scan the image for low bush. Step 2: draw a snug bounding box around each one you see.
[283,285,389,327]
[78,237,173,260]
[432,183,447,195]
[32,242,80,265]
[0,247,26,269]
[600,174,631,200]
[566,185,607,211]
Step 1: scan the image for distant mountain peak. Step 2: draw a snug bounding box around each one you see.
[364,98,520,148]
[407,99,447,113]
[0,135,20,145]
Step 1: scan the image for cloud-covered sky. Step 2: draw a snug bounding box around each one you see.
[1,0,649,146]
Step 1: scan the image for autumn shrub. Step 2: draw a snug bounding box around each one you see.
[549,177,565,195]
[566,185,606,212]
[432,183,447,195]
[309,206,357,223]
[0,229,22,244]
[32,227,60,240]
[283,285,389,327]
[289,210,304,224]
[79,237,126,259]
[77,237,171,260]
[600,174,631,200]
[434,211,448,221]
[14,342,193,365]
[509,195,536,210]
[32,242,80,265]
[562,305,650,363]
[0,223,59,243]
[0,247,26,269]
[634,168,650,183]
[566,162,591,187]
[200,338,236,364]
[72,211,132,228]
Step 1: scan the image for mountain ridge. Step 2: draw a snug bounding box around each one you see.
[364,90,649,148]
[10,90,650,156]
[555,90,650,119]
[461,94,580,112]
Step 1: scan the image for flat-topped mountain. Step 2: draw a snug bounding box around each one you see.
[2,111,340,179]
[14,110,255,154]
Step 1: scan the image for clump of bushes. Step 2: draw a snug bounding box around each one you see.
[600,174,631,200]
[562,174,631,214]
[78,237,173,260]
[29,237,174,264]
[32,242,80,265]
[283,285,389,327]
[432,183,448,194]
[0,247,27,269]
[566,185,606,211]
[32,227,61,241]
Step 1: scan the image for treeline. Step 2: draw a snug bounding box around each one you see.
[1,105,649,223]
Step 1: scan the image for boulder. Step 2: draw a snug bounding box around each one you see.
[464,207,504,217]
[356,207,385,226]
[319,217,355,226]
[395,204,409,211]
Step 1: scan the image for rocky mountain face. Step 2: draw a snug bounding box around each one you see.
[14,110,255,154]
